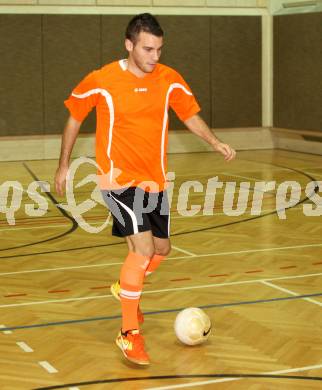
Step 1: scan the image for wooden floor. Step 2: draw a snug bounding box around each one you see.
[0,149,322,389]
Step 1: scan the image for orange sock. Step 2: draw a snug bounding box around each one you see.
[120,252,150,332]
[145,254,165,276]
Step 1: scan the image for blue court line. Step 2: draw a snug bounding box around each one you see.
[1,291,322,332]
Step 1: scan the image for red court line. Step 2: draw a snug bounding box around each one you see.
[4,293,27,298]
[208,274,230,278]
[90,286,110,290]
[3,262,322,299]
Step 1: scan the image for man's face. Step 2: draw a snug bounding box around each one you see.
[126,32,163,73]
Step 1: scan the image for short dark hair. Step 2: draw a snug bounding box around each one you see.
[125,13,164,43]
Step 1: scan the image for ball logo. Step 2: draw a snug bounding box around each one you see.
[203,326,212,337]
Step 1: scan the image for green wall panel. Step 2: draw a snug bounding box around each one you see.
[0,14,262,136]
[158,15,211,129]
[211,16,262,128]
[101,15,129,64]
[0,15,43,136]
[274,13,322,131]
[43,15,101,134]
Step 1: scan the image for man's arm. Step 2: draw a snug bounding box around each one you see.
[55,115,82,196]
[184,114,236,161]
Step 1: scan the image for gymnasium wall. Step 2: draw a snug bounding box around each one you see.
[274,12,322,132]
[0,14,262,136]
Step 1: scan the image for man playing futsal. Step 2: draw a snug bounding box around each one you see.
[55,13,236,365]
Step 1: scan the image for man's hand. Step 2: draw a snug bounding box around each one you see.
[55,165,69,196]
[184,115,236,162]
[212,141,236,162]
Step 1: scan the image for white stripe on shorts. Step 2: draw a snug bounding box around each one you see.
[109,193,139,234]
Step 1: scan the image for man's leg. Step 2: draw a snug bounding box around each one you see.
[128,237,171,324]
[145,189,171,276]
[114,231,155,365]
[120,231,154,332]
[118,235,170,329]
[110,237,146,323]
[145,237,171,276]
[101,188,156,364]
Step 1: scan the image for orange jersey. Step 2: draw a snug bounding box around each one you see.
[65,60,200,191]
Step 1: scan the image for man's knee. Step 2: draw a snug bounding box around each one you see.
[131,240,155,259]
[155,242,171,257]
[127,232,155,258]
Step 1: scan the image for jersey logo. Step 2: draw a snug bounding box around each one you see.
[134,88,148,93]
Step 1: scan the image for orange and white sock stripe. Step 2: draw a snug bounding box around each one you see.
[120,289,142,300]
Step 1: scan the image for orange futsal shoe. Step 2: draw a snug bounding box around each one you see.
[110,280,144,324]
[116,329,150,365]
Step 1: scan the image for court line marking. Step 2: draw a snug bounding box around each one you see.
[16,341,34,353]
[0,271,321,309]
[0,221,111,232]
[171,206,300,219]
[2,292,322,332]
[0,207,279,232]
[221,171,260,181]
[0,241,321,277]
[302,172,322,178]
[171,245,196,257]
[261,281,322,307]
[142,272,322,296]
[38,361,58,374]
[0,196,308,232]
[146,363,322,389]
[0,324,12,334]
[0,262,123,276]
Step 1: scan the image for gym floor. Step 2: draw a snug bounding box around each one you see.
[0,149,322,389]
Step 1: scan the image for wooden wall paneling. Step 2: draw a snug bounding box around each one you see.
[0,15,43,136]
[211,16,262,128]
[42,15,101,136]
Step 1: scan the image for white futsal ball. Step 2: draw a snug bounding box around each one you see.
[174,307,212,346]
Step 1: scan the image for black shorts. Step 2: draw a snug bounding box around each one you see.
[101,187,170,238]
